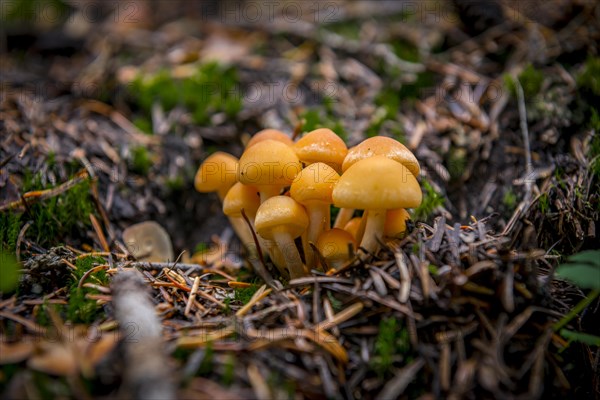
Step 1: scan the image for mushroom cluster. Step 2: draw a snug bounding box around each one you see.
[194,129,422,279]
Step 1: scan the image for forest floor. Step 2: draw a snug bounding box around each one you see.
[1,1,599,399]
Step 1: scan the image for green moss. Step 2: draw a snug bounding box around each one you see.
[66,256,107,324]
[367,71,434,137]
[590,108,600,131]
[1,0,69,24]
[428,264,439,275]
[31,255,107,326]
[129,62,242,126]
[447,148,467,180]
[194,242,208,254]
[1,171,94,252]
[519,64,544,97]
[398,71,435,101]
[0,250,20,293]
[375,87,401,117]
[577,57,600,95]
[165,176,185,191]
[300,109,321,132]
[299,108,347,142]
[371,317,411,377]
[35,300,51,327]
[327,292,343,312]
[130,145,153,175]
[266,370,296,400]
[503,188,517,210]
[221,353,236,387]
[504,64,544,98]
[391,40,420,63]
[133,116,153,134]
[411,242,420,255]
[589,109,600,180]
[0,212,22,251]
[197,343,214,376]
[234,283,260,305]
[412,181,444,222]
[538,192,550,214]
[323,20,361,40]
[365,86,408,140]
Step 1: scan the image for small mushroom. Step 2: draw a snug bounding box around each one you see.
[293,128,348,173]
[334,136,420,229]
[343,217,363,242]
[238,140,303,202]
[194,151,239,201]
[384,208,411,238]
[316,228,356,270]
[341,136,420,176]
[254,196,308,279]
[122,221,174,262]
[222,182,261,255]
[332,156,422,254]
[290,162,340,267]
[246,129,294,148]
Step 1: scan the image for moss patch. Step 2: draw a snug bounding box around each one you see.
[412,180,444,222]
[129,62,242,126]
[0,171,94,252]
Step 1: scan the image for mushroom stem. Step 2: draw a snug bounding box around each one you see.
[305,201,330,268]
[356,210,368,243]
[333,208,354,229]
[229,217,259,258]
[359,208,386,254]
[257,186,281,202]
[300,230,311,269]
[233,217,283,273]
[267,243,289,277]
[271,228,306,279]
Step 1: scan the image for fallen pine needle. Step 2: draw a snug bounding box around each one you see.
[185,277,201,317]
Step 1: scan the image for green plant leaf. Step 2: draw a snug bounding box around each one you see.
[559,329,600,346]
[556,264,600,290]
[0,250,21,293]
[565,250,600,267]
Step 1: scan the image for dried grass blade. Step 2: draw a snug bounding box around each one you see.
[394,251,411,303]
[316,302,364,331]
[247,363,271,400]
[236,285,271,317]
[378,358,425,399]
[185,277,201,317]
[177,325,235,348]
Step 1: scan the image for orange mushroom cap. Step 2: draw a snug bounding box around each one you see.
[254,196,309,241]
[254,195,309,278]
[223,182,261,220]
[342,136,420,177]
[246,129,294,149]
[333,156,422,210]
[194,152,239,199]
[290,162,340,205]
[293,128,348,173]
[238,140,302,188]
[316,228,356,270]
[384,208,411,238]
[343,217,362,241]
